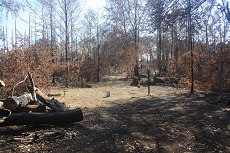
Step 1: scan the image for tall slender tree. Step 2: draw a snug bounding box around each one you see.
[105,0,147,78]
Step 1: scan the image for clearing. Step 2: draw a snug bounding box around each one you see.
[0,81,230,152]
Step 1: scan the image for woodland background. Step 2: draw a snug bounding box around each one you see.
[0,0,229,97]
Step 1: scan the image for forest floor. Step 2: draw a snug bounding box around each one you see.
[0,80,230,153]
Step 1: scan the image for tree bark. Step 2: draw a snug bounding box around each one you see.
[0,108,83,127]
[28,72,39,105]
[28,72,36,100]
[3,93,33,110]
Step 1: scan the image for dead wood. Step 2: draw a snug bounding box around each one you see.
[130,77,140,86]
[3,93,33,110]
[0,101,3,108]
[28,72,39,106]
[13,104,46,113]
[0,108,83,127]
[0,109,11,118]
[28,86,69,112]
[0,80,5,87]
[47,93,61,97]
[0,109,11,123]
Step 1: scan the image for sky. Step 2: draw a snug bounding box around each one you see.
[1,0,229,47]
[85,0,106,11]
[1,0,106,46]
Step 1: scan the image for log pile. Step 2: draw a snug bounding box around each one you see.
[0,73,83,127]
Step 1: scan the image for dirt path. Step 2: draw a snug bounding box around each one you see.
[0,81,229,152]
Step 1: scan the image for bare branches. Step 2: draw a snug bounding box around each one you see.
[12,74,28,97]
[0,0,22,18]
[217,0,230,23]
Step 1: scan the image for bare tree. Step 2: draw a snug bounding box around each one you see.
[147,0,166,76]
[217,0,230,23]
[0,0,22,18]
[0,0,22,47]
[82,9,97,62]
[105,0,148,78]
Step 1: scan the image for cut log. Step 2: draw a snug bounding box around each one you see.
[0,109,11,118]
[28,86,69,112]
[0,108,83,127]
[0,80,5,87]
[0,101,3,108]
[13,105,46,113]
[3,93,33,110]
[0,109,11,123]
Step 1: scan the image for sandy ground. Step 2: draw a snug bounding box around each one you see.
[0,81,229,152]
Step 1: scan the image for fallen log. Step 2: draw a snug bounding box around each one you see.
[154,77,178,85]
[3,93,33,110]
[13,105,46,113]
[28,86,69,112]
[47,93,61,97]
[0,101,3,108]
[0,109,11,118]
[0,108,83,126]
[0,109,11,123]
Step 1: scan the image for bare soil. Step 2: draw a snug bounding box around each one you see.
[0,81,230,153]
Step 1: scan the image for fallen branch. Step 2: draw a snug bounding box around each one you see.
[11,75,28,97]
[28,72,39,105]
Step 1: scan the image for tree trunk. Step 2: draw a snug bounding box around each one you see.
[3,93,33,110]
[28,72,40,105]
[0,108,83,127]
[13,105,46,113]
[147,69,150,96]
[188,0,194,94]
[134,63,139,77]
[64,0,69,88]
